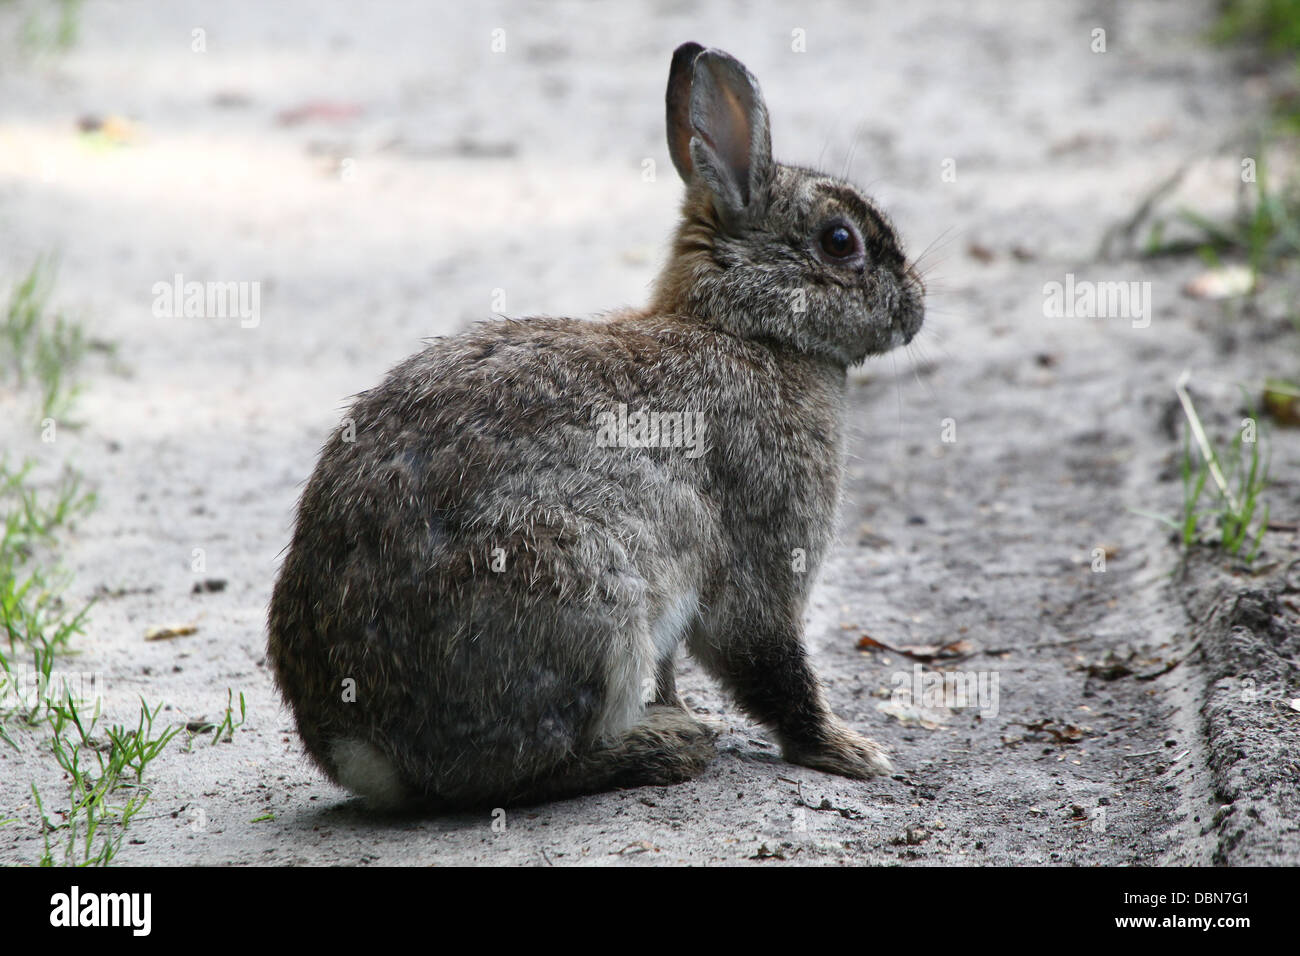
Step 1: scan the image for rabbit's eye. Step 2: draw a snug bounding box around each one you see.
[819,223,858,260]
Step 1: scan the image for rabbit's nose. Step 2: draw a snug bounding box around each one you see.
[894,289,925,346]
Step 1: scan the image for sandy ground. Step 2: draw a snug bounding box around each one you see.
[1,0,1297,865]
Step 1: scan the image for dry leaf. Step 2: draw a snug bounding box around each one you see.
[856,634,975,661]
[144,623,198,641]
[615,841,658,855]
[277,101,364,126]
[1019,719,1086,743]
[750,843,790,860]
[77,114,140,145]
[1183,264,1254,300]
[1263,380,1300,427]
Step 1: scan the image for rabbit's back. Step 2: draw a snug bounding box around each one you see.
[268,314,736,803]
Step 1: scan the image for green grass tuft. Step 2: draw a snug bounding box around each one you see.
[1134,384,1271,565]
[1213,0,1300,58]
[1,257,87,421]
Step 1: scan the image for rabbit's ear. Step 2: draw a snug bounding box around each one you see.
[666,42,705,183]
[667,46,773,226]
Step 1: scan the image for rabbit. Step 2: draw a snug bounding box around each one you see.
[267,41,925,810]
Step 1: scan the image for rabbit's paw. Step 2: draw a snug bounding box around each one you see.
[629,707,720,781]
[784,724,893,779]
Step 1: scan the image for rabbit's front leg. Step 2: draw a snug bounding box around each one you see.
[652,652,681,708]
[691,610,892,779]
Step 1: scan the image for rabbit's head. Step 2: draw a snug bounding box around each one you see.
[652,43,925,367]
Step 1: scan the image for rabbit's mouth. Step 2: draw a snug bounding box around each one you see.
[869,322,918,356]
[865,278,924,357]
[894,302,925,348]
[888,266,927,349]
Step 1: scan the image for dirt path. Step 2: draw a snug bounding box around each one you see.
[1,0,1296,865]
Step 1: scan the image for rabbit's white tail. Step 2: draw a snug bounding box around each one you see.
[329,738,408,809]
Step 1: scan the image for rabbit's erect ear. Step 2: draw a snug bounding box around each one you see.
[665,44,773,226]
[666,41,705,182]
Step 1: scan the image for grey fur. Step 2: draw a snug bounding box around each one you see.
[267,43,925,809]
